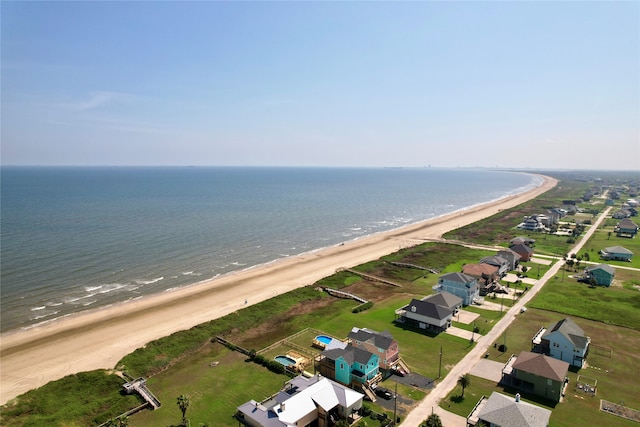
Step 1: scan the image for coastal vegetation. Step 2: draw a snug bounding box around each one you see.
[2,171,638,426]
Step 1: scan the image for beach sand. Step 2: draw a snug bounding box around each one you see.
[0,174,557,405]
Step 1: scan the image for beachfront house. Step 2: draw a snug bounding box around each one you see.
[462,263,499,293]
[480,255,510,277]
[347,327,399,372]
[600,246,634,262]
[236,374,363,427]
[317,344,381,389]
[583,264,615,286]
[394,292,462,333]
[502,351,569,402]
[615,218,638,237]
[467,392,552,427]
[532,318,591,368]
[433,272,480,305]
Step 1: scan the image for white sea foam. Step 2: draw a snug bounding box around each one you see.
[30,306,46,311]
[135,277,164,285]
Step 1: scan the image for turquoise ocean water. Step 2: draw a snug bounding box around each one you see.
[0,167,539,332]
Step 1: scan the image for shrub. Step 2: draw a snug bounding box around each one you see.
[352,301,374,313]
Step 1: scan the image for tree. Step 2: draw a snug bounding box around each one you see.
[177,394,191,426]
[457,374,471,397]
[423,413,443,427]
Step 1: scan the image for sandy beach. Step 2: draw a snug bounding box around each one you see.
[0,174,557,405]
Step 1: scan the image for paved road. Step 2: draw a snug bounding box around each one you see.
[399,207,611,426]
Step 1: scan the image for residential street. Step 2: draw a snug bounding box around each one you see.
[399,207,611,426]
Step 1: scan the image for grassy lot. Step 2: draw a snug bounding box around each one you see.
[579,223,640,269]
[528,270,640,330]
[127,294,484,427]
[442,307,640,426]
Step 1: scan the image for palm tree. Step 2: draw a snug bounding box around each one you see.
[423,413,443,427]
[176,394,191,425]
[457,374,470,397]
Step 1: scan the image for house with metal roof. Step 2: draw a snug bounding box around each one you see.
[600,246,633,262]
[467,392,551,427]
[236,374,363,427]
[433,272,480,305]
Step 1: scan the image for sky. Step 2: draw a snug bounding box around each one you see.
[1,1,638,169]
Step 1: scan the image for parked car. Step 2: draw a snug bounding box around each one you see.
[374,387,394,400]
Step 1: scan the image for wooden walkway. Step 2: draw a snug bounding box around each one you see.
[341,268,402,287]
[323,287,368,303]
[122,378,161,410]
[390,261,440,274]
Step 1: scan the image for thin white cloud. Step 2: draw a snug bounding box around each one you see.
[60,91,134,112]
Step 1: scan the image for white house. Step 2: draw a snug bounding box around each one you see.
[236,374,363,427]
[540,318,590,368]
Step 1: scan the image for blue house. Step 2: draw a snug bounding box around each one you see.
[318,344,380,388]
[433,272,480,306]
[583,264,615,287]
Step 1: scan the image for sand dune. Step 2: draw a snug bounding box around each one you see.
[0,174,556,405]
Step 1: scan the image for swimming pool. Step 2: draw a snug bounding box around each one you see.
[315,335,333,345]
[275,355,296,367]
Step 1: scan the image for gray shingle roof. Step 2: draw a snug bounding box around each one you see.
[603,246,633,255]
[403,298,452,320]
[322,344,374,365]
[478,392,551,427]
[585,264,615,274]
[543,318,589,349]
[348,328,394,351]
[439,272,476,283]
[423,291,462,310]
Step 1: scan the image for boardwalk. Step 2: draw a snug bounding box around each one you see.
[323,287,368,303]
[342,268,402,287]
[122,378,161,410]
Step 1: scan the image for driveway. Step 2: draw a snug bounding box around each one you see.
[455,309,480,325]
[470,358,505,383]
[446,326,481,341]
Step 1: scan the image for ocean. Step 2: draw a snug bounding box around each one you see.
[0,167,539,333]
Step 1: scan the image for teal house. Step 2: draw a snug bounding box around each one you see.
[583,264,615,286]
[318,344,380,388]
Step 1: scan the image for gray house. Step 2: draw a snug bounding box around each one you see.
[600,246,633,262]
[395,292,462,333]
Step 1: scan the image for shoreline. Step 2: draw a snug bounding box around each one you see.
[0,174,557,405]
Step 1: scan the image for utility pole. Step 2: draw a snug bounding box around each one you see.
[438,346,443,379]
[393,383,398,425]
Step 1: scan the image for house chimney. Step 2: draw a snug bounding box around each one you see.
[515,393,521,402]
